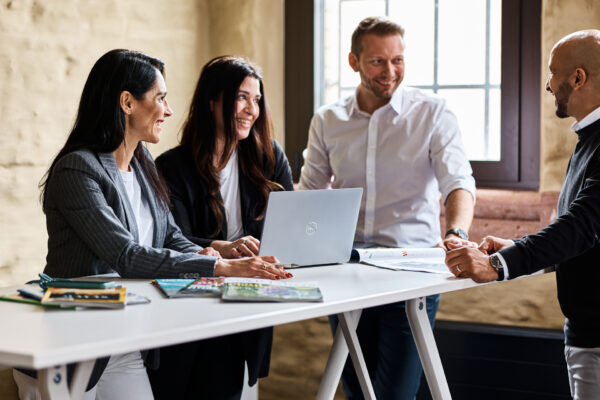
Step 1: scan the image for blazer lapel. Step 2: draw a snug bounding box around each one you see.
[97,152,139,242]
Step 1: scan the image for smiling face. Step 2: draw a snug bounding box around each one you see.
[213,76,261,141]
[126,71,173,144]
[545,49,574,119]
[350,33,405,112]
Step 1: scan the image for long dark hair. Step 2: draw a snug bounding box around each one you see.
[180,56,282,236]
[40,49,170,211]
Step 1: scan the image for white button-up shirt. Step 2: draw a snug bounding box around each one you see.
[299,86,476,248]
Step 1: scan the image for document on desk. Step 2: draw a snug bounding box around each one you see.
[353,247,452,275]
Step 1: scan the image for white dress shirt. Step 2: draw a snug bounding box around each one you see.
[299,86,476,248]
[219,149,244,241]
[119,168,154,247]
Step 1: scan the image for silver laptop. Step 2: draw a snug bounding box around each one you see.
[258,188,362,267]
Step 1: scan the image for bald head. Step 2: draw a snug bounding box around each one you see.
[552,30,600,87]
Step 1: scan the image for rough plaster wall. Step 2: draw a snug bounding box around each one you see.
[539,0,600,192]
[207,0,285,145]
[0,0,210,285]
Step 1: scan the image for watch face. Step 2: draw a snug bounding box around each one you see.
[490,255,502,270]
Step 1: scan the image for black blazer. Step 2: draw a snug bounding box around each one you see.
[155,139,293,384]
[156,140,294,246]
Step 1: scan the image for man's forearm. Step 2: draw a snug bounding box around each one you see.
[444,188,475,235]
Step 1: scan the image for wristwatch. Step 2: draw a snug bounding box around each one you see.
[489,253,505,281]
[445,228,468,240]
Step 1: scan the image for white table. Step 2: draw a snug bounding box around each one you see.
[0,263,481,400]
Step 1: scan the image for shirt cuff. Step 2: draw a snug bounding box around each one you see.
[494,251,510,281]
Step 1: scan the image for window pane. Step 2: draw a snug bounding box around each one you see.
[488,88,501,160]
[438,0,486,85]
[389,0,435,86]
[437,89,486,160]
[323,0,341,104]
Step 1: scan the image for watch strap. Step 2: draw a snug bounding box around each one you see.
[445,228,468,240]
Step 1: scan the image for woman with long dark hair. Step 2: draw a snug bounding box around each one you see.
[150,56,294,399]
[13,50,288,400]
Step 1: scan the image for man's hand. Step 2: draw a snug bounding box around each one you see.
[440,237,478,251]
[478,235,514,255]
[445,246,498,283]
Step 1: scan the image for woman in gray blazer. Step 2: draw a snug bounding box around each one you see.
[13,49,289,400]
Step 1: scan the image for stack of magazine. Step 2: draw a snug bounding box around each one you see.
[0,274,150,309]
[152,277,323,302]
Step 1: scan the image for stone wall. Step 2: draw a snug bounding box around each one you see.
[0,0,283,286]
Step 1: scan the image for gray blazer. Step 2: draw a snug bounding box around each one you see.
[43,148,217,279]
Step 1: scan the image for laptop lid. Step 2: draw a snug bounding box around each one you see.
[258,188,362,266]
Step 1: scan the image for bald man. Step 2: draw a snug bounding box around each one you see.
[446,30,600,398]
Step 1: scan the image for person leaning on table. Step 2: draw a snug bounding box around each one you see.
[299,16,475,400]
[149,56,294,400]
[445,30,600,400]
[12,49,289,400]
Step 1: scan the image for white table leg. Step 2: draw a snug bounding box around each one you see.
[406,297,452,400]
[316,310,375,400]
[38,360,95,400]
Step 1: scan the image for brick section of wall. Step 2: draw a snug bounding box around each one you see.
[438,189,565,329]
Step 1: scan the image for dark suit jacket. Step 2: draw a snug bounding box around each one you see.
[155,140,293,385]
[156,140,294,246]
[34,148,219,389]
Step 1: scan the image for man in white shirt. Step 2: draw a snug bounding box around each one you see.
[299,16,476,399]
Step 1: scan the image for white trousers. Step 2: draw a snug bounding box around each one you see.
[13,351,154,400]
[565,345,600,400]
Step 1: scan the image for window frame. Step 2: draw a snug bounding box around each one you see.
[284,0,541,189]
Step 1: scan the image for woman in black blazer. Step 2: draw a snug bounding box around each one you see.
[150,56,294,399]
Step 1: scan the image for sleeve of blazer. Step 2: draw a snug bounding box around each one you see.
[156,150,215,248]
[272,139,294,191]
[499,156,600,278]
[47,153,217,278]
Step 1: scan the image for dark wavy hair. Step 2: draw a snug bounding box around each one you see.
[180,56,283,236]
[40,49,170,211]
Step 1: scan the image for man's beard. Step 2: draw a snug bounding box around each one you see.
[554,80,573,118]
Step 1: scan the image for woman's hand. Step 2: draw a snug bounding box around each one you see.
[211,236,260,259]
[197,247,222,258]
[214,256,293,280]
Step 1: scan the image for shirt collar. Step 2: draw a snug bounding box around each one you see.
[571,105,600,132]
[348,86,405,117]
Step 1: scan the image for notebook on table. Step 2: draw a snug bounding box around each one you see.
[258,188,362,267]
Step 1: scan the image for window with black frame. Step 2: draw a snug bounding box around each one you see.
[284,0,540,188]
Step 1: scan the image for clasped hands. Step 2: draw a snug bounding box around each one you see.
[441,236,513,283]
[196,236,292,280]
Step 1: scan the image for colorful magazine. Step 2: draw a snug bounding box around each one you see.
[151,279,194,298]
[221,278,323,302]
[152,278,223,298]
[41,287,127,309]
[178,277,224,297]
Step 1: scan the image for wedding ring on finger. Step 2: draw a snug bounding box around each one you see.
[242,239,248,246]
[456,265,462,273]
[262,263,267,270]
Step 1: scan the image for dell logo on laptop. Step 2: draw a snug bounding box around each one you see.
[305,222,318,235]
